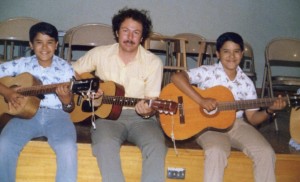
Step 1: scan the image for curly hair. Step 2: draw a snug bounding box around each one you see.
[112,7,153,44]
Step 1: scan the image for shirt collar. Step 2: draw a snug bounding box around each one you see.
[112,43,143,64]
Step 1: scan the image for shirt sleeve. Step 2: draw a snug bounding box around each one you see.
[187,66,209,85]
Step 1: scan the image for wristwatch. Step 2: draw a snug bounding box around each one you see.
[63,103,73,109]
[265,108,274,115]
[62,101,74,112]
[142,115,151,119]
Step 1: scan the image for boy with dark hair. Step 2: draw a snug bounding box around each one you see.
[171,32,286,182]
[0,22,77,182]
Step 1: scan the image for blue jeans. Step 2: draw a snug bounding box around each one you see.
[0,108,77,182]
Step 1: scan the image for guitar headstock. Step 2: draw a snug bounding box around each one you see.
[289,94,300,109]
[151,99,178,115]
[70,77,100,94]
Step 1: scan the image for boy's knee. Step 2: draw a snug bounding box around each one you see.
[205,145,230,159]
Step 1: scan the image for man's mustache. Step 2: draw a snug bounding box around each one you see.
[124,40,135,44]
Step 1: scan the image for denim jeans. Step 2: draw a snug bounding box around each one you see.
[0,108,77,182]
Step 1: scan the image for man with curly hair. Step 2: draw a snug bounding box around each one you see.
[73,8,167,182]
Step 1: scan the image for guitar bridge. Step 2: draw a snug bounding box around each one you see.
[178,96,185,124]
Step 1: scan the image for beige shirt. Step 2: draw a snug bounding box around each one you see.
[73,43,163,99]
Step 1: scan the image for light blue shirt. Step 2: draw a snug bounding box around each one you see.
[0,55,74,109]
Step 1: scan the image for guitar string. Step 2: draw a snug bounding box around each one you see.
[171,115,178,156]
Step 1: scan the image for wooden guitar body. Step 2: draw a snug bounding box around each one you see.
[0,72,41,119]
[0,72,99,123]
[159,83,300,140]
[71,76,125,122]
[70,73,178,123]
[159,83,236,140]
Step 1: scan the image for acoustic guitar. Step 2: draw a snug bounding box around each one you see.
[0,72,99,120]
[70,73,178,123]
[159,83,300,140]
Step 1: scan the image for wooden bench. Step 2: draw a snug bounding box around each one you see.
[17,141,300,182]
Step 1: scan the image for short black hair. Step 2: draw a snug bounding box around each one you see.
[216,32,244,52]
[112,7,152,44]
[29,22,58,42]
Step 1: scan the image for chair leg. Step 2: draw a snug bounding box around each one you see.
[274,118,279,132]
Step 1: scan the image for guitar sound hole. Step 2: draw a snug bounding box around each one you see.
[203,108,218,115]
[82,100,97,112]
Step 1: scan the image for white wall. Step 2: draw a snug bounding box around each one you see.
[1,0,300,88]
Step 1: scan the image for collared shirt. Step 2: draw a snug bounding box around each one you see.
[73,43,163,99]
[187,62,257,118]
[0,55,74,109]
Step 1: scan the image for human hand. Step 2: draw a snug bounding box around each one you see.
[56,84,73,105]
[267,95,287,112]
[4,86,25,110]
[93,88,104,99]
[200,97,218,112]
[135,99,153,117]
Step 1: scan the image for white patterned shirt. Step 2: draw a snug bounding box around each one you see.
[187,62,257,118]
[0,55,74,109]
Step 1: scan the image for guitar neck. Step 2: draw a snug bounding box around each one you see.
[218,97,287,111]
[17,82,70,96]
[102,95,144,107]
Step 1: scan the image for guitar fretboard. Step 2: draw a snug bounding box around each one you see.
[218,97,288,111]
[17,82,70,96]
[102,95,143,107]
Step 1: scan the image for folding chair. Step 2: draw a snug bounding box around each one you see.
[0,17,40,61]
[144,32,187,87]
[261,38,300,131]
[261,38,300,98]
[65,23,115,62]
[241,42,256,86]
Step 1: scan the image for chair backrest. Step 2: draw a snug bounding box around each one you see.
[173,33,205,55]
[0,17,40,61]
[59,26,77,59]
[143,32,167,53]
[266,38,300,66]
[241,42,256,83]
[261,37,300,98]
[243,42,254,59]
[0,17,40,41]
[67,23,116,62]
[173,33,209,67]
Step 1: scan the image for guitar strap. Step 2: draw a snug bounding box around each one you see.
[80,81,98,129]
[90,94,97,130]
